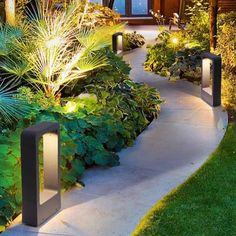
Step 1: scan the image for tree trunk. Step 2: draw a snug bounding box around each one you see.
[210,0,218,51]
[5,0,16,26]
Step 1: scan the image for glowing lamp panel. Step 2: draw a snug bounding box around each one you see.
[117,35,123,54]
[40,133,58,205]
[202,58,213,95]
[21,122,61,227]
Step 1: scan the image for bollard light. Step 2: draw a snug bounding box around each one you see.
[21,122,61,227]
[112,32,123,54]
[201,52,222,107]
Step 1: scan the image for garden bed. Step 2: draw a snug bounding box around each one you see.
[0,2,162,232]
[144,3,236,113]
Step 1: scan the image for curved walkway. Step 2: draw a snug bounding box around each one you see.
[3,26,228,236]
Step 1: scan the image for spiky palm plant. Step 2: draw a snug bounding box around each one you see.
[0,0,124,98]
[0,80,30,125]
[0,25,23,56]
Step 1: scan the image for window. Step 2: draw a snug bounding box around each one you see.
[89,0,103,4]
[132,0,148,15]
[113,0,151,17]
[114,0,126,15]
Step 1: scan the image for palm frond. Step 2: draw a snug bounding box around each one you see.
[0,55,30,79]
[0,25,23,56]
[0,80,31,125]
[77,24,125,53]
[0,0,124,97]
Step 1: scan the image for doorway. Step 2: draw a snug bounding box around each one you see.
[161,0,180,17]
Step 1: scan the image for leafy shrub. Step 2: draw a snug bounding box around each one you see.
[216,13,236,110]
[144,30,199,77]
[82,3,121,27]
[144,31,176,77]
[0,105,121,231]
[145,0,209,79]
[0,129,22,232]
[0,46,162,233]
[0,76,162,231]
[68,48,162,138]
[145,43,175,77]
[0,3,123,98]
[184,0,209,50]
[185,0,209,17]
[169,47,202,82]
[41,1,121,27]
[123,31,145,51]
[185,11,210,50]
[0,1,163,232]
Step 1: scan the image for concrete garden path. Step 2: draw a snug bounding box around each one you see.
[3,26,228,236]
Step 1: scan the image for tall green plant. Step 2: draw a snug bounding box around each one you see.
[185,0,209,17]
[185,0,210,50]
[0,0,123,98]
[216,14,236,110]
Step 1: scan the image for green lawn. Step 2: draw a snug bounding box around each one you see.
[132,123,236,236]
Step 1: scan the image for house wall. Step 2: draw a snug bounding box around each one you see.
[219,0,236,12]
[126,0,179,25]
[125,0,236,25]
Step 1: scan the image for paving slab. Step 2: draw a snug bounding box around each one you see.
[3,26,228,236]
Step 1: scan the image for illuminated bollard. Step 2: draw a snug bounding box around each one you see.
[21,122,61,226]
[201,52,222,107]
[112,32,123,54]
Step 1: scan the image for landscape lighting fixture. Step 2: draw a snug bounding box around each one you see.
[112,32,123,54]
[201,52,222,107]
[21,122,61,226]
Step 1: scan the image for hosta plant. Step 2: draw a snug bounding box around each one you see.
[123,31,145,51]
[169,47,202,82]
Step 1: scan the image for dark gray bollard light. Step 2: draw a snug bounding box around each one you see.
[201,52,222,107]
[21,122,61,227]
[112,32,123,54]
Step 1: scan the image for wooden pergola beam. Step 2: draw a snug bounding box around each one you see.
[210,0,218,50]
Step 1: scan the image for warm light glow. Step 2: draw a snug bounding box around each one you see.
[117,35,123,53]
[46,37,64,49]
[5,0,16,26]
[41,133,58,205]
[172,37,178,44]
[65,101,77,113]
[202,58,213,95]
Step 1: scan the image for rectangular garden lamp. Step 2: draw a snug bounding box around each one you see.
[21,122,61,226]
[201,52,222,107]
[112,32,123,54]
